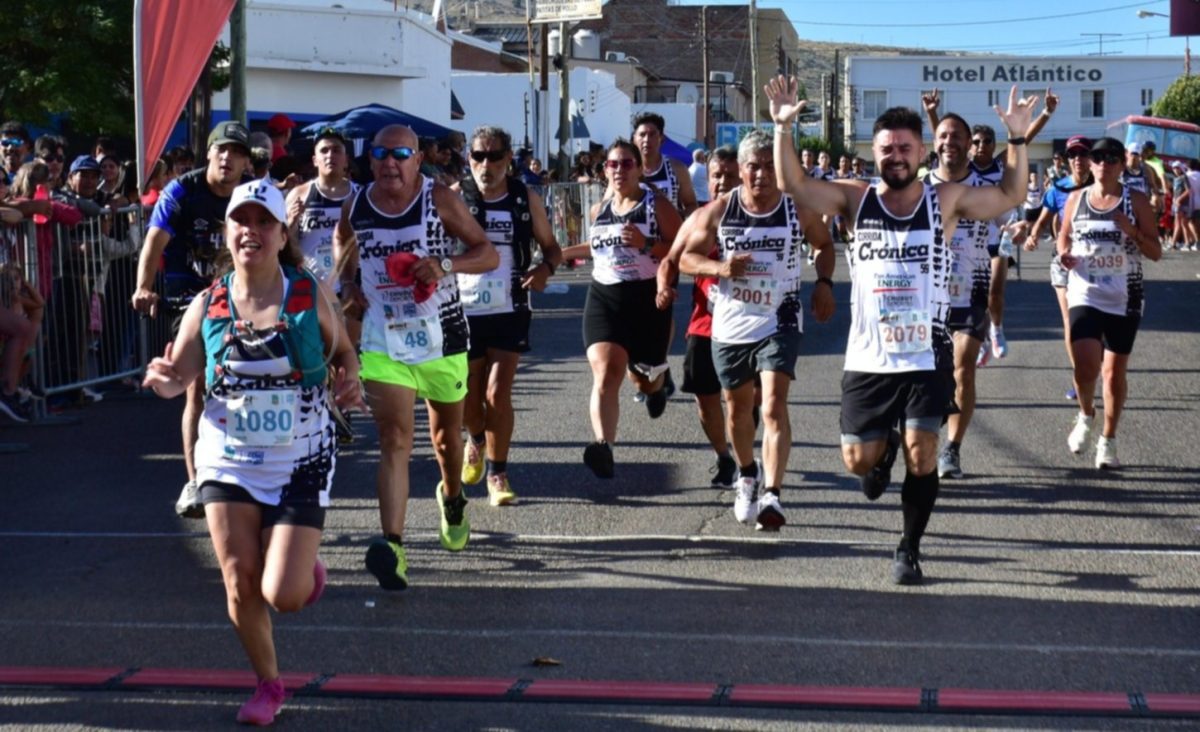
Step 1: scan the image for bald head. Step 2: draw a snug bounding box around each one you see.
[374,124,418,148]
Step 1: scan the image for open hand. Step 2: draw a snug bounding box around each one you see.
[764,75,806,126]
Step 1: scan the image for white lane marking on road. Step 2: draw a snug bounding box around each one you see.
[1,530,1198,556]
[0,619,1196,658]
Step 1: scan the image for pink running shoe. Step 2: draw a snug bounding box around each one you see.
[305,558,326,608]
[236,677,285,726]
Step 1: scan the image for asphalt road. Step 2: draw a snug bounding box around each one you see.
[1,245,1198,730]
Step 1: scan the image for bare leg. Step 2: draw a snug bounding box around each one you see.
[182,375,204,482]
[1071,338,1104,418]
[365,381,417,538]
[988,255,1008,328]
[483,350,521,462]
[260,523,323,613]
[586,342,629,443]
[695,393,729,455]
[724,380,757,469]
[946,332,982,443]
[758,370,792,490]
[206,502,276,680]
[1100,351,1130,439]
[427,397,465,499]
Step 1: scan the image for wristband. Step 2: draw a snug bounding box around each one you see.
[774,126,793,136]
[816,276,834,288]
[1007,137,1027,146]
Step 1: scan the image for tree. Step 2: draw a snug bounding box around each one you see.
[1151,74,1200,126]
[0,1,134,137]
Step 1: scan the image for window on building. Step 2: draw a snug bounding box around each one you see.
[987,89,1003,107]
[1081,89,1105,119]
[1141,88,1154,107]
[862,90,887,120]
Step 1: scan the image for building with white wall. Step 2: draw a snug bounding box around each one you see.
[843,55,1184,163]
[214,0,453,126]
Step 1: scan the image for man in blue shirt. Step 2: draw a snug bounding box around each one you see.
[133,121,252,518]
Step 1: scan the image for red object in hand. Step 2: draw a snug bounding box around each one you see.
[385,252,437,304]
[33,184,49,224]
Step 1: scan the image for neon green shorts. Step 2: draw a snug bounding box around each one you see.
[360,350,468,402]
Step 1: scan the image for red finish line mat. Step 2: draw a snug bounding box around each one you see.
[0,666,1196,718]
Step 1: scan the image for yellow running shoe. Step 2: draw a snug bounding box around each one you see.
[487,473,518,507]
[436,482,470,551]
[461,439,485,485]
[364,537,408,590]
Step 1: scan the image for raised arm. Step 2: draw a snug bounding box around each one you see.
[672,159,699,217]
[765,75,860,220]
[943,86,1035,225]
[921,87,941,135]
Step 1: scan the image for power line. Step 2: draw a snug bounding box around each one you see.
[782,0,1165,28]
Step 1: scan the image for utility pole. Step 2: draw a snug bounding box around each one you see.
[832,49,840,147]
[1080,32,1122,56]
[229,0,247,124]
[558,21,572,180]
[701,6,710,148]
[821,73,830,142]
[749,0,758,126]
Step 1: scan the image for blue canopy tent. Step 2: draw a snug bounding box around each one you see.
[298,103,456,144]
[662,135,692,166]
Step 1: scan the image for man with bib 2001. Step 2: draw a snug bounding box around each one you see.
[333,125,497,591]
[678,131,835,531]
[133,121,253,520]
[1058,137,1161,470]
[452,126,562,507]
[768,76,1034,584]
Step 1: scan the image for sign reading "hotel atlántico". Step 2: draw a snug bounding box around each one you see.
[922,64,1104,83]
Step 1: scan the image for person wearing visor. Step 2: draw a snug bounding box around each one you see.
[1057,137,1161,469]
[333,124,496,590]
[451,125,562,507]
[135,120,253,520]
[143,180,363,726]
[1027,135,1094,401]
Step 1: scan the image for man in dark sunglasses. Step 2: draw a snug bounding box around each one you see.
[333,123,498,589]
[451,125,562,507]
[33,135,67,188]
[0,121,31,179]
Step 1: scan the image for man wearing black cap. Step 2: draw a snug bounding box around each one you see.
[133,120,252,519]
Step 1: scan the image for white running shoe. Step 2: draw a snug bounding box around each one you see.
[732,474,759,524]
[754,491,786,531]
[1067,412,1094,454]
[175,480,205,519]
[976,340,991,368]
[990,326,1008,359]
[1095,436,1120,469]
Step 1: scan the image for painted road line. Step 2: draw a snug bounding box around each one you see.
[2,665,1199,718]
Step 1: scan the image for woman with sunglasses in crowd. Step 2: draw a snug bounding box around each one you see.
[560,139,682,478]
[143,179,364,726]
[1056,137,1161,470]
[1025,135,1095,401]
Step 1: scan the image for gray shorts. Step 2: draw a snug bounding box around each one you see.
[1050,255,1068,288]
[712,331,801,391]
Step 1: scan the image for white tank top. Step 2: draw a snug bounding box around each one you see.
[1066,186,1144,317]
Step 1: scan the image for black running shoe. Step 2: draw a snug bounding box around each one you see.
[663,370,676,398]
[861,428,900,501]
[0,391,32,423]
[710,454,738,488]
[645,384,669,418]
[583,440,614,479]
[892,544,923,585]
[365,538,409,591]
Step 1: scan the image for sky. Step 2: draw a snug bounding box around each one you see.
[703,0,1190,58]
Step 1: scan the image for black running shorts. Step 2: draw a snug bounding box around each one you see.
[467,310,532,361]
[682,334,721,396]
[946,305,989,342]
[840,369,956,442]
[200,480,326,530]
[1068,306,1140,355]
[582,279,671,370]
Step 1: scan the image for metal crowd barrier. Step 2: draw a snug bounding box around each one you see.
[14,204,150,414]
[535,181,606,250]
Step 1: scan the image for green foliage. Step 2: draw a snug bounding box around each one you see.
[794,134,852,162]
[0,0,134,136]
[1151,75,1200,126]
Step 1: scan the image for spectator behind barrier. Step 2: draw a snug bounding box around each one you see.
[1,122,32,179]
[33,135,67,190]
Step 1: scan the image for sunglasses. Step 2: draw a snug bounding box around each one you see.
[1066,150,1091,159]
[41,154,63,163]
[970,138,995,146]
[0,138,23,147]
[470,150,507,163]
[1091,151,1123,165]
[369,145,415,161]
[605,158,637,171]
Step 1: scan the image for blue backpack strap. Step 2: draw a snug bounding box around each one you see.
[279,264,328,388]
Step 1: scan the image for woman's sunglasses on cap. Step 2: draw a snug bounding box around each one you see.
[369,145,415,161]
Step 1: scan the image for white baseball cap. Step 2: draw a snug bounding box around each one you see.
[1127,141,1144,155]
[226,180,287,222]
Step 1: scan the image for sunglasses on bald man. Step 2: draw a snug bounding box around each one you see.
[369,145,415,161]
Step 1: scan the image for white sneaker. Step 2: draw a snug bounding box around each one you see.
[1095,436,1120,469]
[175,480,205,519]
[754,491,787,531]
[1067,412,1094,454]
[732,473,759,524]
[976,340,991,368]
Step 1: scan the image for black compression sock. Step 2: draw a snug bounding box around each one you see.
[487,459,507,475]
[739,462,759,479]
[385,533,403,545]
[900,470,939,552]
[471,432,485,446]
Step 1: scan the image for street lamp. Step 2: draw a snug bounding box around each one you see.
[1137,9,1190,76]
